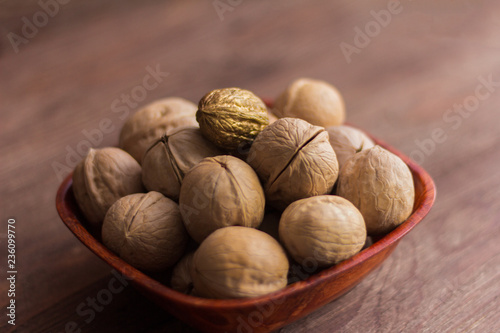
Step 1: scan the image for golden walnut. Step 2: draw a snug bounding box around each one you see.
[72,147,144,230]
[337,146,415,235]
[273,78,345,127]
[247,117,339,211]
[326,125,375,170]
[179,155,265,243]
[102,192,188,272]
[141,127,224,201]
[119,97,198,163]
[279,195,366,267]
[196,87,269,151]
[191,226,289,299]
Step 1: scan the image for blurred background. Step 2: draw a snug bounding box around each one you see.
[1,0,499,332]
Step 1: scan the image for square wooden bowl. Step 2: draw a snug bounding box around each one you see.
[56,127,435,333]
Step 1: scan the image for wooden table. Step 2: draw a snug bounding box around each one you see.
[1,0,499,332]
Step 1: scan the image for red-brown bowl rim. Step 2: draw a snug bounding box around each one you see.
[56,119,436,312]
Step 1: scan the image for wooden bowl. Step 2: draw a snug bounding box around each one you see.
[56,127,435,333]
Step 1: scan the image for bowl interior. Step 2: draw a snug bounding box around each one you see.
[55,129,436,330]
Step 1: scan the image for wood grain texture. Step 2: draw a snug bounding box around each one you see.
[1,0,500,332]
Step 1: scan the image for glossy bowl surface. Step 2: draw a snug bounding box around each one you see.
[56,124,435,333]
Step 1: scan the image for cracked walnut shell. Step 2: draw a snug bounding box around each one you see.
[337,146,415,235]
[247,117,339,211]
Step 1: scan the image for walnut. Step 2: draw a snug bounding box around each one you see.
[170,251,195,295]
[72,147,144,230]
[279,195,366,267]
[141,127,224,201]
[196,88,269,151]
[191,226,289,299]
[326,125,375,170]
[272,78,345,127]
[337,146,415,235]
[102,192,188,272]
[247,118,339,211]
[178,155,265,243]
[119,97,198,163]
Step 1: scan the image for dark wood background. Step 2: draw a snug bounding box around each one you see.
[1,0,499,332]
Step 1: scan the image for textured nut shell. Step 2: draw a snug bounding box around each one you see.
[279,195,366,267]
[72,147,143,230]
[196,88,269,150]
[119,97,198,163]
[192,226,289,299]
[273,78,345,127]
[141,127,224,201]
[170,252,195,295]
[248,118,339,210]
[102,192,188,272]
[326,125,375,170]
[337,146,415,235]
[179,155,265,243]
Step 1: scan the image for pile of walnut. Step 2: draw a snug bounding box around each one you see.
[72,78,415,299]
